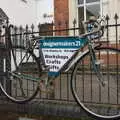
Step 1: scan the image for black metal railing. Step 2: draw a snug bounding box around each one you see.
[0,15,119,103]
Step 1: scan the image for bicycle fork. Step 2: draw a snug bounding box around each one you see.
[89,44,105,87]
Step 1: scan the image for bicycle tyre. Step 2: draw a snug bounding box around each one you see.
[0,46,41,103]
[71,47,120,119]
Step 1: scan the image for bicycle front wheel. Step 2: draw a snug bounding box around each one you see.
[71,47,120,119]
[0,46,41,103]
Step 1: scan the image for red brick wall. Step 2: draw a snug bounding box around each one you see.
[54,0,69,35]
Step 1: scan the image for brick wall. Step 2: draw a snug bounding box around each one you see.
[54,0,69,35]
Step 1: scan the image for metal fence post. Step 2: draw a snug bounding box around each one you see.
[5,19,11,95]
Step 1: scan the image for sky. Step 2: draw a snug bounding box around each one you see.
[36,0,54,24]
[0,0,54,26]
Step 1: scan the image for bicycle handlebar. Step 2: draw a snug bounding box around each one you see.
[81,16,106,39]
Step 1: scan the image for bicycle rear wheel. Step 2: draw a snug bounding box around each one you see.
[0,46,41,103]
[71,47,120,119]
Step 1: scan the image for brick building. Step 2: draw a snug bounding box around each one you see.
[53,0,120,65]
[54,0,69,35]
[54,0,120,26]
[54,0,120,38]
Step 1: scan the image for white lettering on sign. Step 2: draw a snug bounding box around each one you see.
[42,41,81,48]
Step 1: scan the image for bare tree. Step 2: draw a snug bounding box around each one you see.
[21,0,27,3]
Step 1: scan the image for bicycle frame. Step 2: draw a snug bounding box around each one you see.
[2,18,120,119]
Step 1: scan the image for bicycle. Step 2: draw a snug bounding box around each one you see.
[0,17,120,119]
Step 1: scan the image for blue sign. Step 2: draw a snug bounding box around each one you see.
[39,37,88,76]
[40,36,87,49]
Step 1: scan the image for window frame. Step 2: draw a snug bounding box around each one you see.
[77,0,102,21]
